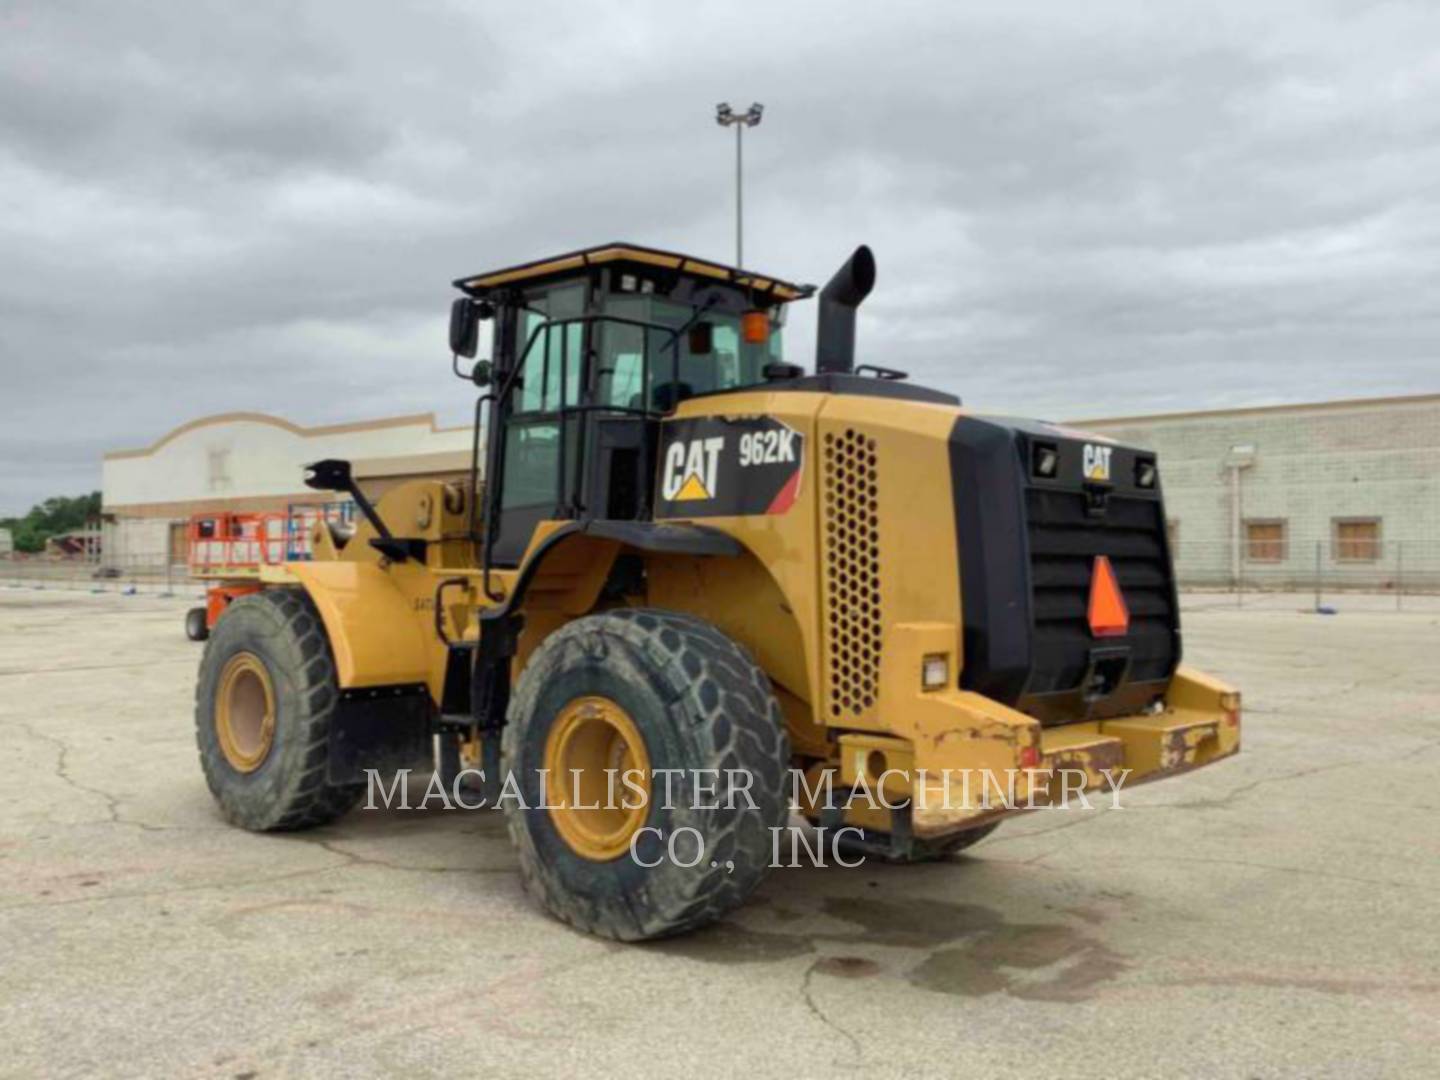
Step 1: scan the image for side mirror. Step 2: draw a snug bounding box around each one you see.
[687,321,714,356]
[471,359,493,387]
[450,298,479,358]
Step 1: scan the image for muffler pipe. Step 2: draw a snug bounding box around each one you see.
[815,244,876,374]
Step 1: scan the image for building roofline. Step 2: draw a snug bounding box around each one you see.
[351,449,473,479]
[100,491,330,517]
[1069,390,1440,427]
[104,411,470,461]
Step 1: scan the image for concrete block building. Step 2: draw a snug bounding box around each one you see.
[101,412,473,568]
[1074,393,1440,590]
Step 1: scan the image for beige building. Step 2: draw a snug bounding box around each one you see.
[101,412,473,567]
[1074,392,1440,590]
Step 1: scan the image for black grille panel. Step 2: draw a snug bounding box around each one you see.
[1025,487,1178,702]
[950,414,1181,725]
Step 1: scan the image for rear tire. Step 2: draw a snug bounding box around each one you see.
[185,606,209,642]
[195,588,361,831]
[503,609,790,941]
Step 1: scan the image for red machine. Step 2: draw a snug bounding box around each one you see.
[183,505,350,641]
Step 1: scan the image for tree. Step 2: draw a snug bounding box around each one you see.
[1,492,103,553]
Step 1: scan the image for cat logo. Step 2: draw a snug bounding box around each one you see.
[662,436,724,501]
[656,416,805,518]
[1082,443,1112,482]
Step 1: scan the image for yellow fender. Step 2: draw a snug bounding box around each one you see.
[285,562,431,689]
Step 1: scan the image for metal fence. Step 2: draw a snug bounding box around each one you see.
[1,502,359,600]
[1173,539,1440,611]
[7,537,1438,611]
[0,555,204,598]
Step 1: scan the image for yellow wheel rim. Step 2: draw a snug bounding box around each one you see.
[216,652,276,773]
[543,695,652,861]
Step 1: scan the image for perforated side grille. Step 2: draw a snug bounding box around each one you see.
[822,428,881,719]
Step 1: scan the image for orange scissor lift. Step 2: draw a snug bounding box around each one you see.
[183,504,351,641]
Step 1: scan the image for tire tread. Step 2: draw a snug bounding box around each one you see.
[504,608,790,941]
[195,588,361,832]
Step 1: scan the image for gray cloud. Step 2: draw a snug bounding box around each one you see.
[1,0,1438,513]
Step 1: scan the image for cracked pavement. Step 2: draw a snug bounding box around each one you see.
[1,588,1438,1078]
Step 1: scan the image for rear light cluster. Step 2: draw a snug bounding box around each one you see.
[1221,691,1241,727]
[921,653,949,691]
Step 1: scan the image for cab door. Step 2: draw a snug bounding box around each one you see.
[490,287,586,565]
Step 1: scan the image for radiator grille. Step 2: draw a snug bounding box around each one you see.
[822,428,882,719]
[1026,487,1177,698]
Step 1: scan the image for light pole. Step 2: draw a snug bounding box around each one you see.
[715,102,763,267]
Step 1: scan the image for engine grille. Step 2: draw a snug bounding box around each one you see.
[1026,487,1177,699]
[821,427,882,720]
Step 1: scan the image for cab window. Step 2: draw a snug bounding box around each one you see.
[501,283,586,513]
[515,284,585,415]
[593,297,782,411]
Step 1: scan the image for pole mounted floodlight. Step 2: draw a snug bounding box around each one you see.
[715,102,763,267]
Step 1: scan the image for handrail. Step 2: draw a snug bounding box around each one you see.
[433,576,474,647]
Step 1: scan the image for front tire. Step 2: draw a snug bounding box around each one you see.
[194,588,361,831]
[185,606,209,642]
[503,609,790,941]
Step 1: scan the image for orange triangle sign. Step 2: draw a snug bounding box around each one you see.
[1088,555,1130,638]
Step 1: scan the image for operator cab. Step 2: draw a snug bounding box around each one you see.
[450,244,814,566]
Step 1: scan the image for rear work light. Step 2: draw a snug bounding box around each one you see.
[1135,458,1158,489]
[1032,442,1059,478]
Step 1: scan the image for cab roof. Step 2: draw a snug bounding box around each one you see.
[453,242,814,303]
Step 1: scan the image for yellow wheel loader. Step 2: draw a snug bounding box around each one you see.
[194,242,1240,940]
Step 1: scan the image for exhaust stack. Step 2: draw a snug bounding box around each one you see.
[815,245,876,375]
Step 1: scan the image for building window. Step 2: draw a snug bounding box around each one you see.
[1166,519,1180,558]
[207,449,231,491]
[1333,518,1381,562]
[1245,519,1286,563]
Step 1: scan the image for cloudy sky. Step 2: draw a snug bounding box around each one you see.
[2,0,1438,513]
